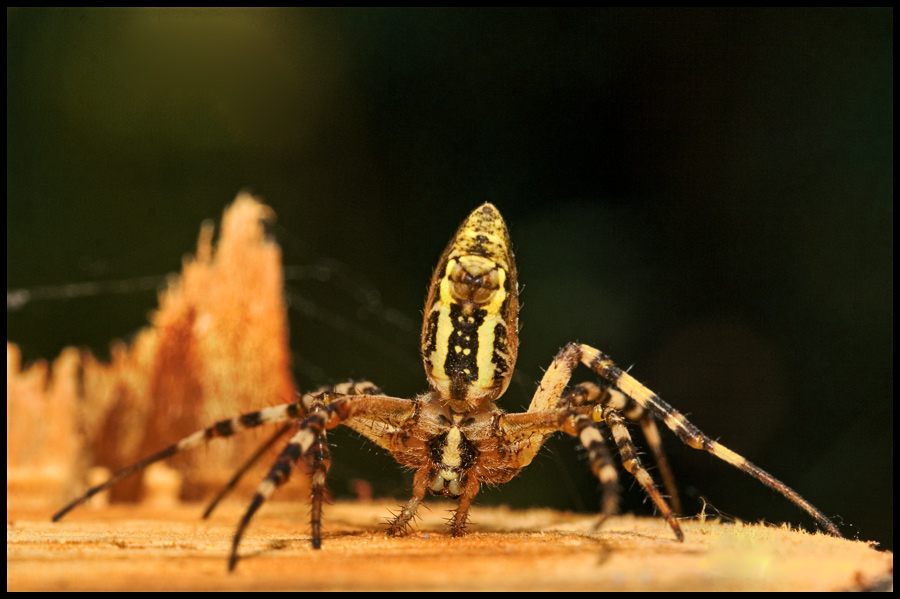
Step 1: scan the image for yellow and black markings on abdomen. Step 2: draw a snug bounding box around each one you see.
[423,270,515,402]
[421,203,520,407]
[443,303,485,396]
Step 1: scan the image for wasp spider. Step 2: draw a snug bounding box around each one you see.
[54,203,841,570]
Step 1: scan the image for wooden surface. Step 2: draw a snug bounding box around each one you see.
[7,501,892,592]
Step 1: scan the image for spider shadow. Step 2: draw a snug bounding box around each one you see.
[259,530,373,554]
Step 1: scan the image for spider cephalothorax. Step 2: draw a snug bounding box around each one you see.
[55,203,841,571]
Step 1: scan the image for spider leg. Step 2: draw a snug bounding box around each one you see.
[563,381,683,515]
[202,382,383,519]
[386,468,429,537]
[501,405,682,540]
[53,401,306,522]
[449,468,482,536]
[638,413,682,515]
[601,406,683,540]
[230,424,316,571]
[202,423,293,519]
[558,381,682,515]
[566,342,840,537]
[308,429,331,549]
[228,393,417,570]
[580,419,620,522]
[566,412,621,522]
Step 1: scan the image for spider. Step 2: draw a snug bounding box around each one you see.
[54,203,841,570]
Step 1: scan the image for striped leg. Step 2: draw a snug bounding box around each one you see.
[502,403,681,539]
[565,412,619,521]
[602,407,683,540]
[202,423,293,519]
[571,342,840,537]
[229,424,315,571]
[53,401,305,522]
[638,415,682,515]
[308,430,332,549]
[229,393,418,570]
[500,403,678,536]
[225,417,333,563]
[566,381,683,515]
[203,382,383,519]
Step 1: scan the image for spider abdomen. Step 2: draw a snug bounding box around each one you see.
[421,203,519,410]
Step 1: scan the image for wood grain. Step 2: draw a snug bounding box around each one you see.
[8,501,892,592]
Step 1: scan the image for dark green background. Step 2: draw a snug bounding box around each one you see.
[8,8,892,551]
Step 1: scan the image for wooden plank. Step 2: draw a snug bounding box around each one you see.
[8,501,892,592]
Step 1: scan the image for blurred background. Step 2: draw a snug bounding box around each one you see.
[7,8,892,550]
